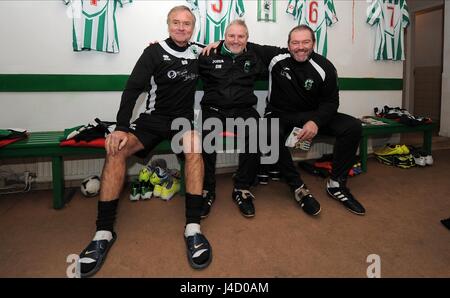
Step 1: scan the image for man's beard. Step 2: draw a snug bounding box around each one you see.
[294,49,312,62]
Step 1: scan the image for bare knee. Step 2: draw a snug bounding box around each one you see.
[105,148,132,164]
[182,130,202,154]
[106,133,144,163]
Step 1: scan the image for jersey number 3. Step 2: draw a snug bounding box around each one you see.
[211,0,223,13]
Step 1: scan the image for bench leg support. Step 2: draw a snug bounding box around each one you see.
[423,130,433,155]
[52,156,65,209]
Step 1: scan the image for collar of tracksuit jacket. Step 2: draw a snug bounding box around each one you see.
[166,37,190,51]
[218,40,247,59]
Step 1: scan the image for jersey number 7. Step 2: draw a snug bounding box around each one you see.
[386,4,395,28]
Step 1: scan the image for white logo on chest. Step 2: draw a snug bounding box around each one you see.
[167,70,177,79]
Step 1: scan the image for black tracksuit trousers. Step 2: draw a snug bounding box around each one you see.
[267,111,362,190]
[201,106,261,193]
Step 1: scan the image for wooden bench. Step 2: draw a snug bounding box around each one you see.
[0,131,183,209]
[0,118,435,209]
[359,117,435,172]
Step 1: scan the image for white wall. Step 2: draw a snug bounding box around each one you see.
[0,0,405,131]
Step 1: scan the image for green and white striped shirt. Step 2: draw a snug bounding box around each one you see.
[366,0,410,61]
[286,0,338,57]
[187,0,245,44]
[63,0,131,53]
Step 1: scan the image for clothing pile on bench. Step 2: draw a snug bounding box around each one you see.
[0,128,28,148]
[374,106,433,127]
[59,118,115,148]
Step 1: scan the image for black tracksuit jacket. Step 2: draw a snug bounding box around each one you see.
[198,41,267,110]
[115,38,202,132]
[248,42,339,128]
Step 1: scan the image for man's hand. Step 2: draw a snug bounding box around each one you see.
[201,41,221,56]
[105,131,129,156]
[298,121,318,141]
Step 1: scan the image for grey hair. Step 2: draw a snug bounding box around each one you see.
[167,5,196,26]
[225,19,249,38]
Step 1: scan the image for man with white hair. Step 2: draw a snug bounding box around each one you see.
[77,6,212,277]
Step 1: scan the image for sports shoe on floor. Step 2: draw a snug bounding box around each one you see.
[129,181,140,201]
[425,155,434,165]
[413,154,426,167]
[78,231,117,278]
[407,146,429,167]
[400,145,410,154]
[201,190,216,219]
[149,166,169,186]
[257,173,269,185]
[160,178,180,201]
[327,184,365,215]
[140,181,154,200]
[268,170,281,181]
[138,166,152,183]
[375,154,416,169]
[153,184,163,198]
[232,189,255,217]
[374,144,408,156]
[185,233,212,269]
[395,154,416,169]
[257,166,269,185]
[294,184,321,216]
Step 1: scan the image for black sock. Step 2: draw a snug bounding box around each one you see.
[96,199,119,232]
[185,193,203,225]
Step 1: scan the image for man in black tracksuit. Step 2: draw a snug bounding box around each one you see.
[77,6,212,277]
[249,25,366,216]
[198,20,266,218]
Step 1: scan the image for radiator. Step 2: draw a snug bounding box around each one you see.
[32,153,239,183]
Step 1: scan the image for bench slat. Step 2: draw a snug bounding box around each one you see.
[5,131,63,149]
[0,131,180,209]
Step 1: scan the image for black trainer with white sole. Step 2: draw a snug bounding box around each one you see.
[78,232,117,278]
[185,233,212,269]
[294,185,321,216]
[268,170,281,181]
[327,186,366,215]
[257,173,269,185]
[232,189,255,217]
